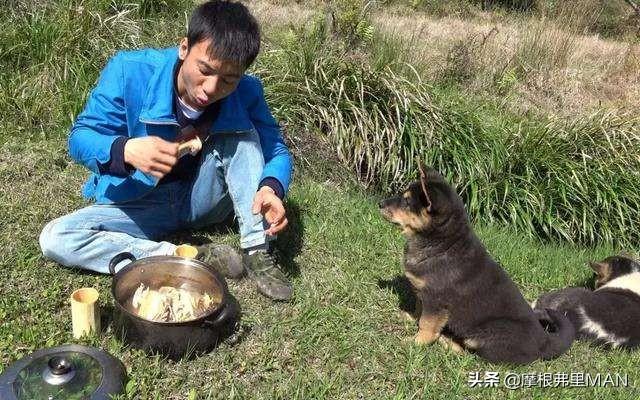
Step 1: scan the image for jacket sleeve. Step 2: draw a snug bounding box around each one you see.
[247,77,293,195]
[68,53,128,174]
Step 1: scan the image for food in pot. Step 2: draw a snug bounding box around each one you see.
[131,283,219,322]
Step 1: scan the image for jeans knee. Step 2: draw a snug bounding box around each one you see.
[39,218,68,263]
[226,130,265,167]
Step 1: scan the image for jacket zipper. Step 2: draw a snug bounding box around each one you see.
[139,119,180,126]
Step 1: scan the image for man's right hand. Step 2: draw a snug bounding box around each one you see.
[124,136,179,179]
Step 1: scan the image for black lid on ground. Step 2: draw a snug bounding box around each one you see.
[0,344,126,400]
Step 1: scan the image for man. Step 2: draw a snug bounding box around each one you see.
[39,0,294,301]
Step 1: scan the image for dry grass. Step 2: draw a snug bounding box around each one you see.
[246,0,315,30]
[245,0,639,118]
[164,0,638,118]
[371,10,640,117]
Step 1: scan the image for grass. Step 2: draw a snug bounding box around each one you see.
[1,136,639,399]
[381,0,640,40]
[1,0,640,398]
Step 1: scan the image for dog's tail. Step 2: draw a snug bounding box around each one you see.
[537,308,576,360]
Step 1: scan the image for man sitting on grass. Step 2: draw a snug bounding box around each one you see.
[39,0,294,301]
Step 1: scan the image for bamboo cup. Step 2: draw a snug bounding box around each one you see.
[174,244,198,259]
[70,288,100,339]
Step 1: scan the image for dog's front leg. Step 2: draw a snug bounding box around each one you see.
[415,309,449,345]
[401,296,423,322]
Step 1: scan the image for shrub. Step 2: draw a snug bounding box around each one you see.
[326,0,375,47]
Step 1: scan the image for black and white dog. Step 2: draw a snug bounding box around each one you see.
[534,255,640,349]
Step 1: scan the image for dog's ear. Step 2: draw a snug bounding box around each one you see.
[589,261,610,279]
[417,162,433,213]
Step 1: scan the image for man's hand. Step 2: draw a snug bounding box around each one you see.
[252,186,288,236]
[124,136,179,179]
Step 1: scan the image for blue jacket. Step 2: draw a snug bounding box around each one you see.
[69,47,293,204]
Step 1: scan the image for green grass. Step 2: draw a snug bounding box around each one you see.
[1,137,639,399]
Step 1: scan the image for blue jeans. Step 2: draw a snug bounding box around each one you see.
[39,129,268,274]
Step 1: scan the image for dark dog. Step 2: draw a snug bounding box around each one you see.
[379,165,575,364]
[534,255,640,349]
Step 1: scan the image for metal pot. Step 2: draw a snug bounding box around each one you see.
[109,252,239,360]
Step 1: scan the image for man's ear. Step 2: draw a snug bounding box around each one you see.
[178,37,189,61]
[417,162,433,213]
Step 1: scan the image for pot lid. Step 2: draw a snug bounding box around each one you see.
[0,344,126,400]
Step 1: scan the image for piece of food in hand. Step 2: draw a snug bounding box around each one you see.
[177,136,203,158]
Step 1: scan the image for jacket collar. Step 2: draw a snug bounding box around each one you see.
[138,48,180,124]
[138,47,252,132]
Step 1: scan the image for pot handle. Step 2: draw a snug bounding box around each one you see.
[204,297,238,328]
[108,252,136,275]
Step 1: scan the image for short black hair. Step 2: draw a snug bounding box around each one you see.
[187,0,260,69]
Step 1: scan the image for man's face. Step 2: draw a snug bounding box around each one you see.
[176,38,245,110]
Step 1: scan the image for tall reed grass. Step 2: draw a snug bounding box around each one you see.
[0,0,186,141]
